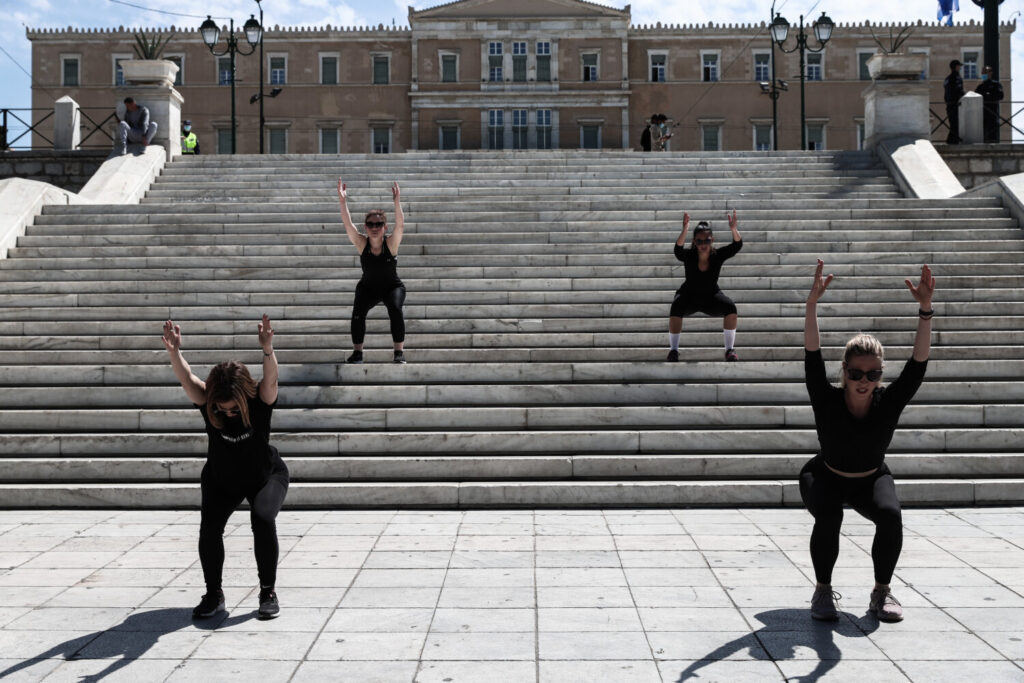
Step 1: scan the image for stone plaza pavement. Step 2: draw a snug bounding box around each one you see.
[0,508,1022,682]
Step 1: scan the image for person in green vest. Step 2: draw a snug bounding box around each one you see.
[181,119,200,155]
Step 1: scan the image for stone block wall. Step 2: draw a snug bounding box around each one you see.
[938,144,1024,189]
[0,151,109,193]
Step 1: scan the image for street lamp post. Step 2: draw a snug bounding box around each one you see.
[771,11,834,151]
[199,14,262,154]
[255,0,265,153]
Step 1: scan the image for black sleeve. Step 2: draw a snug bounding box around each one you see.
[716,239,743,261]
[882,357,928,413]
[674,244,691,262]
[804,349,831,407]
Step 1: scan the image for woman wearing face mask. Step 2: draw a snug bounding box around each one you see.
[162,315,288,620]
[337,179,406,364]
[667,210,743,362]
[801,260,935,623]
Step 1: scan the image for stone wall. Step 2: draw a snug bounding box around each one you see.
[938,144,1024,189]
[0,151,109,193]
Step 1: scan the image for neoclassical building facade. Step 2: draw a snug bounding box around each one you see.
[28,0,1015,153]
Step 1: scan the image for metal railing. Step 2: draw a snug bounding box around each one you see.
[0,107,117,151]
[929,100,1024,143]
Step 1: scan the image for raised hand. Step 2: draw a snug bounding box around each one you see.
[337,179,347,203]
[905,264,935,307]
[807,259,834,304]
[727,209,738,232]
[392,181,401,203]
[258,313,275,352]
[683,212,690,230]
[162,319,182,352]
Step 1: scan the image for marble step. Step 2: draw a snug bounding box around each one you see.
[147,168,896,180]
[2,452,1021,483]
[2,478,1018,507]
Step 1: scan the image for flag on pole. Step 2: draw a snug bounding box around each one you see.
[937,0,959,25]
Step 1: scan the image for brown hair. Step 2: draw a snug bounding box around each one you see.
[839,334,885,388]
[690,222,716,254]
[204,361,258,429]
[364,209,387,224]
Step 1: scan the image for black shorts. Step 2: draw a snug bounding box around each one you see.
[670,289,737,318]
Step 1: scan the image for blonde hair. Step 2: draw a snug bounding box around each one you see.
[205,361,258,429]
[839,333,885,388]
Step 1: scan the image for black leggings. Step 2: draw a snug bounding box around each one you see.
[198,454,289,592]
[351,283,406,345]
[799,455,903,585]
[670,289,737,318]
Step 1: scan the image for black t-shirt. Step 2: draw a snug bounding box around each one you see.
[674,239,742,294]
[359,240,403,289]
[197,390,276,484]
[804,349,928,472]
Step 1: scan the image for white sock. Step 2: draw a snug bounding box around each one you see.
[723,329,736,350]
[669,333,680,350]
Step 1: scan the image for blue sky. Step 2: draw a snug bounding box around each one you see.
[1,0,1020,142]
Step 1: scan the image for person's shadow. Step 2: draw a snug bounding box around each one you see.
[0,607,256,682]
[671,608,881,682]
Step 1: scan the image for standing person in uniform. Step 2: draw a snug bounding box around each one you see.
[943,59,965,144]
[337,179,407,364]
[640,118,653,152]
[975,65,1005,143]
[181,119,200,155]
[162,314,289,620]
[666,210,743,362]
[800,260,935,623]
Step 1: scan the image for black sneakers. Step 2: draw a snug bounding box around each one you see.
[725,349,738,362]
[258,587,280,619]
[393,350,406,364]
[192,590,225,619]
[346,350,364,364]
[666,349,679,362]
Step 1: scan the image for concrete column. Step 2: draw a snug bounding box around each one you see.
[862,80,930,150]
[411,109,420,151]
[960,92,983,144]
[53,96,81,151]
[621,106,629,150]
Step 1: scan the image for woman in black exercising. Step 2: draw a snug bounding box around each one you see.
[802,260,935,623]
[337,179,407,364]
[162,314,288,620]
[667,210,743,362]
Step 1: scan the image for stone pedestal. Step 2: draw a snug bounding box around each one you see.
[862,80,931,150]
[960,92,983,144]
[116,60,183,160]
[53,96,81,151]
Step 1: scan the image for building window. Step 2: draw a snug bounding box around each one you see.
[754,51,770,81]
[320,128,339,154]
[806,53,823,81]
[441,54,458,82]
[440,125,459,150]
[216,129,232,154]
[580,125,601,149]
[701,124,721,151]
[512,109,528,149]
[113,55,130,86]
[702,52,719,82]
[537,109,552,150]
[856,121,865,150]
[488,109,504,150]
[754,125,772,151]
[373,55,390,85]
[218,57,232,86]
[909,48,929,80]
[373,127,391,154]
[269,128,287,154]
[961,50,979,80]
[488,41,503,82]
[269,56,286,85]
[582,53,598,81]
[858,51,875,80]
[321,54,338,85]
[806,124,825,150]
[513,42,527,82]
[537,42,551,82]
[649,52,666,82]
[61,56,80,87]
[166,55,184,86]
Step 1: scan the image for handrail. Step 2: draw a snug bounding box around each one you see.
[929,100,1024,142]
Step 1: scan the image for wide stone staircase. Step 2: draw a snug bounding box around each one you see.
[1,150,1022,507]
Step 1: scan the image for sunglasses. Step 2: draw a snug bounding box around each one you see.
[694,238,713,245]
[365,221,385,229]
[214,407,240,417]
[845,368,883,382]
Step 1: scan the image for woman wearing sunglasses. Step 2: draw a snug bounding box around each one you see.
[801,260,935,623]
[162,315,288,620]
[667,210,743,362]
[337,179,407,364]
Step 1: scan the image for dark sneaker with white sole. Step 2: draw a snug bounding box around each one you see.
[192,590,225,619]
[725,348,738,361]
[810,585,841,621]
[393,350,406,364]
[869,588,903,622]
[258,587,280,619]
[346,351,363,364]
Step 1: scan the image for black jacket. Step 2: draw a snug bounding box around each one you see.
[944,72,965,104]
[975,78,1004,103]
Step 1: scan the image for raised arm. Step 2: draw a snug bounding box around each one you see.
[804,259,834,352]
[337,179,367,252]
[675,212,690,246]
[386,182,404,254]
[162,320,207,405]
[727,209,742,242]
[905,264,935,362]
[257,313,278,404]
